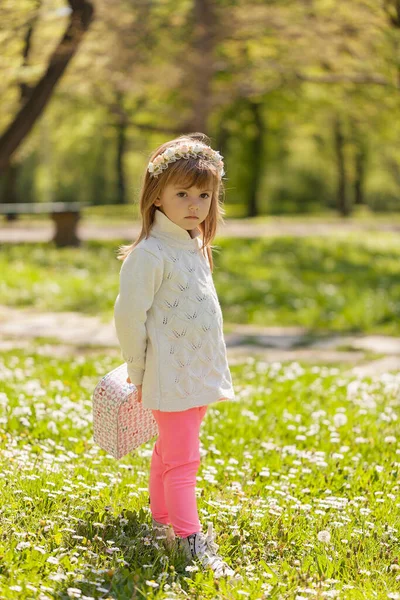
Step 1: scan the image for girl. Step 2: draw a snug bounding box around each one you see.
[113,132,240,580]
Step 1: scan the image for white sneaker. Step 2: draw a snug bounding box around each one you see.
[177,522,242,580]
[151,517,176,551]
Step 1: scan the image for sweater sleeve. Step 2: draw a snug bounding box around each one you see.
[113,247,163,386]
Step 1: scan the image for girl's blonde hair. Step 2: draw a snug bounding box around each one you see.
[116,132,227,272]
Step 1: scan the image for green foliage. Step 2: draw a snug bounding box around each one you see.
[267,167,334,214]
[2,0,400,216]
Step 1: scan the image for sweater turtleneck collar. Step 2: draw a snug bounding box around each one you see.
[150,208,201,249]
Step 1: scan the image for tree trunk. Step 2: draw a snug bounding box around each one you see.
[187,0,217,132]
[334,115,350,216]
[247,100,264,218]
[354,143,366,205]
[214,120,229,162]
[1,2,42,219]
[0,0,94,172]
[385,0,400,87]
[3,163,18,222]
[116,120,127,205]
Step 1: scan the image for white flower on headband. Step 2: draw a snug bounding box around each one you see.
[148,142,225,178]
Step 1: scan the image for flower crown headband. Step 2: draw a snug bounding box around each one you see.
[148,142,225,179]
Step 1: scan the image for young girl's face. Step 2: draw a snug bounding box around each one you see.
[154,181,213,233]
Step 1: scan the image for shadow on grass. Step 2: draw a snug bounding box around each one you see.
[54,505,193,599]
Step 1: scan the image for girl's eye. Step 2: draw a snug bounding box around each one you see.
[177,192,210,198]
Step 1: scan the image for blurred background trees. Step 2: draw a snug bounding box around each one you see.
[0,0,399,218]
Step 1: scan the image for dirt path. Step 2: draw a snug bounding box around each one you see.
[1,218,400,243]
[1,304,399,377]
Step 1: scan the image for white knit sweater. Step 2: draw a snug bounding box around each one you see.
[113,208,235,412]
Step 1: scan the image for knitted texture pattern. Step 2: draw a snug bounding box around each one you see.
[113,209,235,412]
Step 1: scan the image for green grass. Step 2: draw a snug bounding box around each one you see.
[1,232,399,334]
[215,233,400,335]
[0,349,399,599]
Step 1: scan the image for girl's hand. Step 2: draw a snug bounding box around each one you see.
[127,377,142,403]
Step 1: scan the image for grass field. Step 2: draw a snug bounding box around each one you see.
[1,226,399,598]
[0,232,399,335]
[1,349,399,599]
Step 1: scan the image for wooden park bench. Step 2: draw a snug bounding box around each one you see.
[0,202,87,247]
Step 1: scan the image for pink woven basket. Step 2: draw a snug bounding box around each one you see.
[92,363,158,459]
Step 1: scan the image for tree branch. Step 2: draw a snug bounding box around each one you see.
[0,0,94,172]
[295,71,393,87]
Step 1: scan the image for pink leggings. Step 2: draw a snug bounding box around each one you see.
[149,405,208,538]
